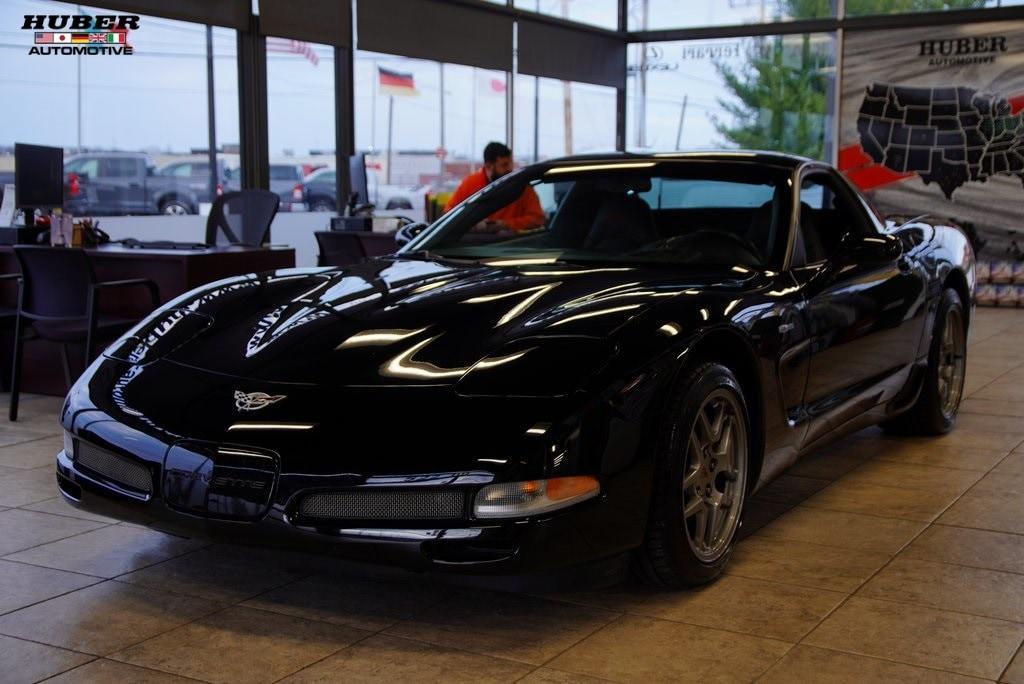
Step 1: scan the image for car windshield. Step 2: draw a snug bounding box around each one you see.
[406,161,792,268]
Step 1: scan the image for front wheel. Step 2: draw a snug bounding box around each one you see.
[636,362,750,588]
[884,287,967,435]
[160,199,191,215]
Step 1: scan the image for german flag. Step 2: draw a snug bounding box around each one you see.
[378,66,418,97]
[70,33,91,43]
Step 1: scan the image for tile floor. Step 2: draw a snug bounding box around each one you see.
[0,308,1022,683]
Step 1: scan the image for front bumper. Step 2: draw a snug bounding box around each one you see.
[55,446,630,585]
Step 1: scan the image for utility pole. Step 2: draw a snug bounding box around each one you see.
[674,95,688,150]
[205,25,218,202]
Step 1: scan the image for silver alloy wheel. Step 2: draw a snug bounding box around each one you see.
[163,202,187,215]
[682,388,748,563]
[937,306,966,418]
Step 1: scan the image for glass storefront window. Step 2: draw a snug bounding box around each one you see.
[626,34,837,161]
[844,0,1022,17]
[354,51,507,216]
[629,0,835,31]
[514,75,617,163]
[515,0,620,30]
[0,0,239,243]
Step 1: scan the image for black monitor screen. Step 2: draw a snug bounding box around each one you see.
[15,143,64,209]
[348,153,369,207]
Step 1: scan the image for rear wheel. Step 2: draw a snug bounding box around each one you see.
[884,287,966,435]
[160,199,191,215]
[636,362,750,588]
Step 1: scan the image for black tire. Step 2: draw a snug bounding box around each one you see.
[635,362,751,589]
[883,287,966,435]
[160,199,192,215]
[311,198,335,212]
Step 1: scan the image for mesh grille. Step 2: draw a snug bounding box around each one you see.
[76,441,153,493]
[299,489,465,521]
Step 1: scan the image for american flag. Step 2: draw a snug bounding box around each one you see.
[265,37,319,66]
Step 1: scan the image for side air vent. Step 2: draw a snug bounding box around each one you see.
[76,441,153,493]
[298,489,465,522]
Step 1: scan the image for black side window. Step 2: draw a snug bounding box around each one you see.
[101,157,138,178]
[796,173,864,264]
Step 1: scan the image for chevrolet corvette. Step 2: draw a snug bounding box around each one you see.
[56,152,974,588]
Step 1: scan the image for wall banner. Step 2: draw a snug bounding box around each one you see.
[840,20,1024,257]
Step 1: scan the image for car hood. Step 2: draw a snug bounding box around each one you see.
[112,256,752,388]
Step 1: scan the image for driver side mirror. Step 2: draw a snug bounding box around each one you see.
[838,231,902,264]
[394,221,428,247]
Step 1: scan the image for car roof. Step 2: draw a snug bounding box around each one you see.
[542,150,813,170]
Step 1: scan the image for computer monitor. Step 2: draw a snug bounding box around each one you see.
[348,152,369,213]
[15,143,64,211]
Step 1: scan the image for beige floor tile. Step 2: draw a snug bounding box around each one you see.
[939,488,1024,535]
[4,523,206,578]
[0,426,60,448]
[0,508,108,557]
[883,429,1024,453]
[244,572,448,633]
[971,383,1024,404]
[1004,645,1024,684]
[995,450,1024,474]
[547,614,789,682]
[858,556,1024,622]
[759,644,985,683]
[0,435,62,470]
[45,658,199,683]
[754,506,926,554]
[804,597,1024,679]
[112,606,368,684]
[517,668,611,683]
[0,581,220,655]
[0,464,20,478]
[22,496,122,523]
[385,590,617,665]
[280,634,532,683]
[903,524,1024,574]
[750,474,831,506]
[961,398,1024,419]
[0,559,101,615]
[971,470,1024,496]
[837,461,980,496]
[0,633,93,684]
[0,466,58,507]
[869,443,1007,472]
[556,574,844,642]
[802,480,959,522]
[955,412,1024,436]
[726,536,890,592]
[118,545,311,603]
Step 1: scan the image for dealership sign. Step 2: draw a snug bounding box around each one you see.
[21,14,137,55]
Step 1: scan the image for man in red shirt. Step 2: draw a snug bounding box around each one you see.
[444,142,544,232]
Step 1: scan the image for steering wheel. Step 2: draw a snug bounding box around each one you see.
[645,230,763,265]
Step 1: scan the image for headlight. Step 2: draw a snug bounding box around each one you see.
[63,431,75,459]
[473,476,599,519]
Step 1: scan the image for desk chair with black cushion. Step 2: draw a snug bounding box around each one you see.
[0,273,22,391]
[9,246,159,421]
[205,190,280,247]
[315,231,396,267]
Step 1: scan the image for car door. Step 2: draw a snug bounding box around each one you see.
[98,156,146,214]
[792,168,927,438]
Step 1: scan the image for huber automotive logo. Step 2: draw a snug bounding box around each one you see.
[22,13,137,56]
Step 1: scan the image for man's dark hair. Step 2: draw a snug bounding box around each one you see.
[483,141,512,163]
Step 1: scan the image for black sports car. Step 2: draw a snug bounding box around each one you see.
[56,152,974,588]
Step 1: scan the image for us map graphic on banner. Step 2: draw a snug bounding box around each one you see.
[840,21,1024,256]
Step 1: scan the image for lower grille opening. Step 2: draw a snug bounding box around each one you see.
[298,489,465,522]
[76,441,153,494]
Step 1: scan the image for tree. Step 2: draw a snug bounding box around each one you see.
[713,0,990,158]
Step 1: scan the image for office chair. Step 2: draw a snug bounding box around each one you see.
[205,190,280,247]
[0,273,21,391]
[314,231,396,267]
[9,246,159,421]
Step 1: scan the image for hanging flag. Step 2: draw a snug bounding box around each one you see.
[266,37,319,67]
[476,72,507,97]
[378,66,419,96]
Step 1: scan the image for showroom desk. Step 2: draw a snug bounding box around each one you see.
[0,244,296,395]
